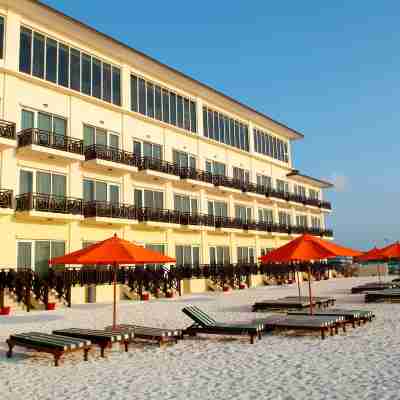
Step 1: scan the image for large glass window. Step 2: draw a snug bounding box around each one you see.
[138,78,146,115]
[130,75,138,112]
[154,85,162,121]
[258,208,274,224]
[254,128,289,163]
[296,215,308,227]
[309,189,320,200]
[276,179,289,194]
[0,16,4,59]
[174,194,198,214]
[112,67,121,107]
[133,139,162,160]
[233,167,250,183]
[32,32,45,79]
[19,27,32,74]
[205,160,226,176]
[175,245,200,267]
[58,43,69,88]
[83,124,119,149]
[207,200,228,217]
[134,188,163,209]
[19,169,66,197]
[102,63,112,103]
[70,48,80,91]
[146,82,154,118]
[46,38,57,83]
[209,246,230,265]
[234,205,252,221]
[172,150,196,169]
[294,184,306,198]
[256,174,272,190]
[83,179,119,203]
[162,89,170,124]
[81,53,91,95]
[278,211,291,226]
[92,58,102,99]
[237,247,255,264]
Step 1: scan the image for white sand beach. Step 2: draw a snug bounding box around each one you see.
[0,277,399,400]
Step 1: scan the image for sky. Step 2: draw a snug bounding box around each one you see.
[41,0,400,249]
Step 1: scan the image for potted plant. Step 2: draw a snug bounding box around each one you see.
[154,288,161,298]
[46,302,56,311]
[239,282,246,290]
[0,306,11,315]
[141,292,150,301]
[165,290,174,298]
[223,285,230,292]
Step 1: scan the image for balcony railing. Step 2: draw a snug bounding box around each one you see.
[179,167,214,185]
[0,189,13,209]
[138,156,181,177]
[16,193,84,215]
[0,120,16,140]
[84,144,140,168]
[17,129,84,155]
[83,201,137,220]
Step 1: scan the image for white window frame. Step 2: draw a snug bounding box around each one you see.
[18,167,68,196]
[83,178,120,203]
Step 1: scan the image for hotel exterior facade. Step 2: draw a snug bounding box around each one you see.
[0,0,333,294]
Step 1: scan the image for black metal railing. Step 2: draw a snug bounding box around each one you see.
[138,156,181,176]
[83,201,137,220]
[0,119,16,140]
[179,167,214,185]
[84,144,140,168]
[17,128,84,155]
[16,193,84,215]
[0,189,13,209]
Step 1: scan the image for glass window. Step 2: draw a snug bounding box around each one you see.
[95,181,107,202]
[35,241,50,277]
[58,43,69,88]
[155,85,162,121]
[44,39,58,84]
[109,185,119,204]
[203,108,208,137]
[109,133,119,149]
[21,110,34,130]
[83,179,94,202]
[176,95,183,128]
[169,93,177,125]
[190,101,197,133]
[134,189,143,208]
[83,125,95,147]
[133,140,141,156]
[219,115,225,143]
[162,89,170,124]
[130,75,138,112]
[229,119,235,146]
[32,32,45,79]
[146,82,154,118]
[19,27,32,74]
[38,112,52,132]
[53,117,66,136]
[92,58,102,99]
[95,128,107,146]
[224,116,230,145]
[19,170,33,194]
[102,63,112,103]
[0,16,4,59]
[112,67,121,106]
[207,110,213,139]
[70,48,80,91]
[17,242,32,270]
[81,53,91,95]
[37,172,50,195]
[213,112,219,141]
[183,98,190,131]
[52,174,66,197]
[138,78,146,115]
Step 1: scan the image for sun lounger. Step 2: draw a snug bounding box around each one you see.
[6,332,92,366]
[53,328,134,357]
[182,305,262,344]
[351,282,394,294]
[257,315,338,340]
[252,299,316,312]
[288,309,374,328]
[283,296,336,307]
[365,289,400,303]
[105,324,182,348]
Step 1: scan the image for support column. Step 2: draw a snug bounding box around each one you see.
[228,194,235,219]
[230,233,237,263]
[273,203,279,225]
[165,182,173,209]
[200,230,208,265]
[166,229,175,259]
[120,64,131,110]
[122,173,131,204]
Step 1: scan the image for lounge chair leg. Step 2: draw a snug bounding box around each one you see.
[250,334,255,344]
[54,352,62,367]
[124,341,129,352]
[321,329,325,340]
[343,324,346,333]
[6,340,13,358]
[358,320,361,327]
[352,321,356,329]
[335,325,339,335]
[84,349,89,361]
[100,346,106,358]
[330,327,334,336]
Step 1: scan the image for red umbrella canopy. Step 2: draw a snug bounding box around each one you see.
[49,234,176,266]
[356,247,383,262]
[379,241,400,260]
[260,234,361,263]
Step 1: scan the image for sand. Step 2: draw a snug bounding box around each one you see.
[0,277,399,400]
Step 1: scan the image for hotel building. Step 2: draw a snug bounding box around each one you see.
[0,0,333,287]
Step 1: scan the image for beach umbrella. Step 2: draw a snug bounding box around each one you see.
[259,234,361,314]
[379,241,400,259]
[356,247,385,282]
[49,234,175,328]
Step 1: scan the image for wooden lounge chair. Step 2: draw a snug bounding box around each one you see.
[252,299,315,312]
[53,328,134,357]
[288,309,374,328]
[258,315,337,340]
[105,324,182,348]
[351,282,394,294]
[182,305,262,344]
[283,296,336,307]
[365,289,400,303]
[6,332,92,366]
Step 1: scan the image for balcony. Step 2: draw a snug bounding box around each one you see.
[16,193,84,221]
[212,175,244,194]
[137,156,180,182]
[17,129,85,162]
[84,145,139,174]
[0,189,13,215]
[83,201,138,225]
[0,120,16,149]
[178,167,214,189]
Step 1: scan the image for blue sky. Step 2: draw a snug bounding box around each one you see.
[41,1,400,249]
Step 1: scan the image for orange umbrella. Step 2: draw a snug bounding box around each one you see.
[379,241,400,259]
[49,234,175,328]
[356,247,383,262]
[260,234,361,314]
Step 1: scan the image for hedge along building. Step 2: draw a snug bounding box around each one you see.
[0,0,333,302]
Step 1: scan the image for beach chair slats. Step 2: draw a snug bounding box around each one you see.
[115,324,181,338]
[53,328,133,342]
[182,306,217,327]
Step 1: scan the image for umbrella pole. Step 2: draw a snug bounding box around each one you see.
[296,269,302,301]
[308,265,313,315]
[113,263,117,329]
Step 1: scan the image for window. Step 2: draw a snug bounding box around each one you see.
[209,246,230,265]
[276,179,289,194]
[130,74,196,133]
[174,194,198,214]
[19,169,66,197]
[311,216,321,229]
[309,189,319,200]
[235,205,252,221]
[83,179,120,203]
[202,107,249,151]
[134,188,163,209]
[296,215,308,227]
[233,167,250,183]
[17,240,65,276]
[0,16,4,59]
[19,27,121,106]
[173,150,196,169]
[205,160,226,176]
[294,184,306,198]
[258,208,274,224]
[175,245,200,267]
[207,200,228,217]
[83,125,119,149]
[133,139,162,160]
[257,174,272,189]
[253,128,289,163]
[237,247,255,264]
[278,211,291,226]
[145,244,166,270]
